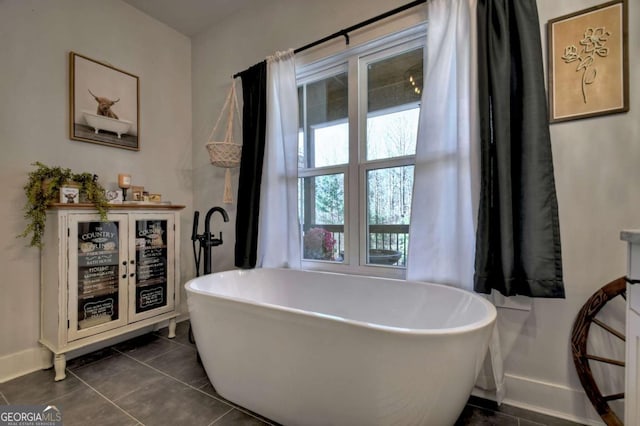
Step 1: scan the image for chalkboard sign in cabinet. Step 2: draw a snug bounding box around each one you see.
[40,204,185,380]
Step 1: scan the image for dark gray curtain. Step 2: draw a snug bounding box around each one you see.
[474,0,565,297]
[234,61,267,269]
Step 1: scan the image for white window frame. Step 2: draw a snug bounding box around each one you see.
[309,117,349,168]
[296,24,427,279]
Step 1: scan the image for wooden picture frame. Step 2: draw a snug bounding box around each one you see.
[131,186,145,201]
[69,52,140,150]
[59,186,80,204]
[547,0,628,123]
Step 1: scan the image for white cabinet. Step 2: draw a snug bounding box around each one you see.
[40,204,184,380]
[621,230,640,425]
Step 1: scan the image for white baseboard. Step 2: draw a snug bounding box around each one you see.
[473,373,606,426]
[0,346,52,384]
[0,315,191,384]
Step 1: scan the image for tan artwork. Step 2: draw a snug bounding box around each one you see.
[548,0,628,123]
[69,52,140,150]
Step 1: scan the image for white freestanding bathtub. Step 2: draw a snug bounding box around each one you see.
[83,111,132,138]
[185,268,496,425]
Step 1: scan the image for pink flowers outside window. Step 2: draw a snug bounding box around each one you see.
[303,228,336,260]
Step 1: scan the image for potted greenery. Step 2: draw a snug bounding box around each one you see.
[20,162,110,248]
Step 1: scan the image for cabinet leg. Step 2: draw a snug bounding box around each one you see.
[53,354,66,381]
[168,318,177,339]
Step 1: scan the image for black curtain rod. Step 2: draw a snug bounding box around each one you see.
[232,0,426,79]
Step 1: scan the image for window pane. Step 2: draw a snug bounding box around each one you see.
[367,107,419,161]
[367,166,414,267]
[299,174,345,262]
[299,72,349,168]
[367,48,422,161]
[312,122,348,167]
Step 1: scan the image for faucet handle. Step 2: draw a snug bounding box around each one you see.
[191,211,200,241]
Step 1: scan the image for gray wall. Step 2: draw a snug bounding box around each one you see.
[191,0,639,423]
[0,0,193,379]
[1,0,638,422]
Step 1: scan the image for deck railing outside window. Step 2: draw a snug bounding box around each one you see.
[304,224,409,267]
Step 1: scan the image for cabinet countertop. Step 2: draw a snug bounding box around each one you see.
[49,203,186,211]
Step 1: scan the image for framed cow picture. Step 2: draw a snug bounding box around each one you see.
[69,52,140,150]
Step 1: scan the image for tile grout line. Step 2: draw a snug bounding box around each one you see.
[38,386,87,408]
[72,350,165,405]
[112,347,221,396]
[153,332,199,350]
[467,398,576,426]
[207,407,234,426]
[517,418,547,426]
[517,419,548,426]
[108,382,147,405]
[112,348,275,425]
[152,329,278,425]
[65,369,144,426]
[133,344,185,364]
[518,417,548,426]
[111,348,228,400]
[68,350,118,373]
[0,391,9,404]
[468,402,522,422]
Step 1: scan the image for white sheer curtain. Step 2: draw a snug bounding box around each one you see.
[407,0,504,403]
[256,49,301,269]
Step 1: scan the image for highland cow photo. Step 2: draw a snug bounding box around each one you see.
[70,52,139,150]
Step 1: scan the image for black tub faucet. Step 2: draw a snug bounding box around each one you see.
[192,206,229,276]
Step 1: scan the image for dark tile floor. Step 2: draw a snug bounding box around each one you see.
[1,321,584,425]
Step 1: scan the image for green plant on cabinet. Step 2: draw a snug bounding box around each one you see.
[20,162,110,248]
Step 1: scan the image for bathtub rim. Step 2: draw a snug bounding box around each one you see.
[185,268,497,336]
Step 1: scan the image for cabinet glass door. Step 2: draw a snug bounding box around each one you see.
[130,215,175,322]
[68,214,128,340]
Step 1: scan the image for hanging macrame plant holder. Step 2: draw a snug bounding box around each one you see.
[206,80,242,203]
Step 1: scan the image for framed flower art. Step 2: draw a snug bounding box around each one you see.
[547,0,628,123]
